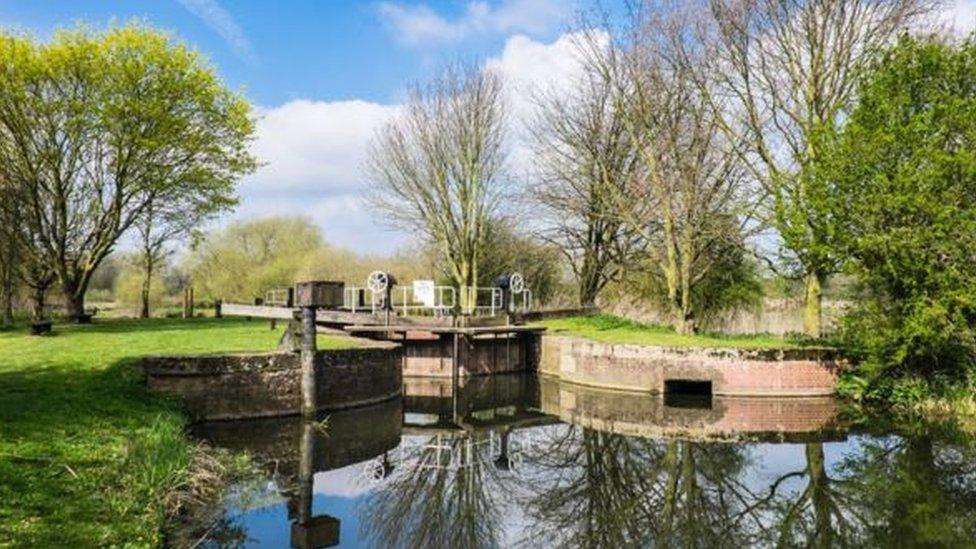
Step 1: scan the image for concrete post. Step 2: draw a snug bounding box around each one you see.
[300,305,317,417]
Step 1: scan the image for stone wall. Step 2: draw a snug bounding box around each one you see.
[540,336,840,396]
[144,347,402,421]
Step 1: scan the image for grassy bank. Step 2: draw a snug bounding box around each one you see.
[839,371,976,434]
[0,317,351,547]
[538,313,795,349]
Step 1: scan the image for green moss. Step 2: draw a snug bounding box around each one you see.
[0,317,352,546]
[537,313,794,349]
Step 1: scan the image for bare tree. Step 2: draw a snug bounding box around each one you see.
[367,65,507,314]
[696,0,939,336]
[529,49,642,307]
[576,8,758,334]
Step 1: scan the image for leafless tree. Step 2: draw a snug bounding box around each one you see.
[367,65,507,314]
[694,0,940,336]
[528,47,642,307]
[575,7,759,334]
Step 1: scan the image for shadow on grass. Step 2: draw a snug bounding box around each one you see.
[53,316,257,335]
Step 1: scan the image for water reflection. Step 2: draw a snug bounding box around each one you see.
[187,374,976,548]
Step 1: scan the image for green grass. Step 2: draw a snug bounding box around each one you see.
[537,313,795,349]
[0,317,351,547]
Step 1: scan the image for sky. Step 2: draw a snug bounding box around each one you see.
[2,0,976,255]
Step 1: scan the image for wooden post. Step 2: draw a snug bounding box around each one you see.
[214,299,222,319]
[188,287,195,318]
[182,288,189,319]
[295,281,331,418]
[300,305,317,417]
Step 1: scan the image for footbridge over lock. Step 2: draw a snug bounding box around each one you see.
[220,270,537,333]
[219,271,548,382]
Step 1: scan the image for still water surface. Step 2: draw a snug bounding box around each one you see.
[185,374,976,548]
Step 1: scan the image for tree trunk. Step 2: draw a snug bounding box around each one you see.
[140,257,153,319]
[31,285,47,321]
[806,442,831,549]
[140,287,150,318]
[1,272,12,327]
[803,271,824,338]
[677,227,696,335]
[62,280,86,321]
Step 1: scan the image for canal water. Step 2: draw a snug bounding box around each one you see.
[180,374,976,548]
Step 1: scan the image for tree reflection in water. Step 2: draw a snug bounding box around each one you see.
[359,431,512,548]
[517,426,770,548]
[355,425,976,548]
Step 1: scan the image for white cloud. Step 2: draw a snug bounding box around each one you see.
[377,0,569,45]
[484,31,600,177]
[176,0,257,64]
[941,0,976,36]
[236,99,400,254]
[237,32,591,254]
[244,100,399,194]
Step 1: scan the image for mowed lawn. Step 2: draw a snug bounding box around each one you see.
[538,314,794,349]
[0,317,348,547]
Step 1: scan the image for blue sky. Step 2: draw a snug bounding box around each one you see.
[3,1,974,255]
[0,0,603,254]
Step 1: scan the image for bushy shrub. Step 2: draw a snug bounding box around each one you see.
[824,35,976,383]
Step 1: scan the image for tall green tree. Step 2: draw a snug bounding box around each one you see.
[0,25,255,320]
[699,0,937,336]
[824,35,976,377]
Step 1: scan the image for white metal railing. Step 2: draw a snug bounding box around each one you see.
[398,285,456,316]
[459,286,532,315]
[343,286,366,312]
[265,288,291,307]
[460,286,502,316]
[343,281,530,316]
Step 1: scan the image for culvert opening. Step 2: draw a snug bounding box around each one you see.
[664,379,713,409]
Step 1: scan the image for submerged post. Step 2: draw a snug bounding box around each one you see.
[295,281,322,418]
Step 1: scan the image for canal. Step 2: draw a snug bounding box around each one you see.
[176,373,976,548]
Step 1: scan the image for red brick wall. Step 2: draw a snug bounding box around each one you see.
[540,336,840,396]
